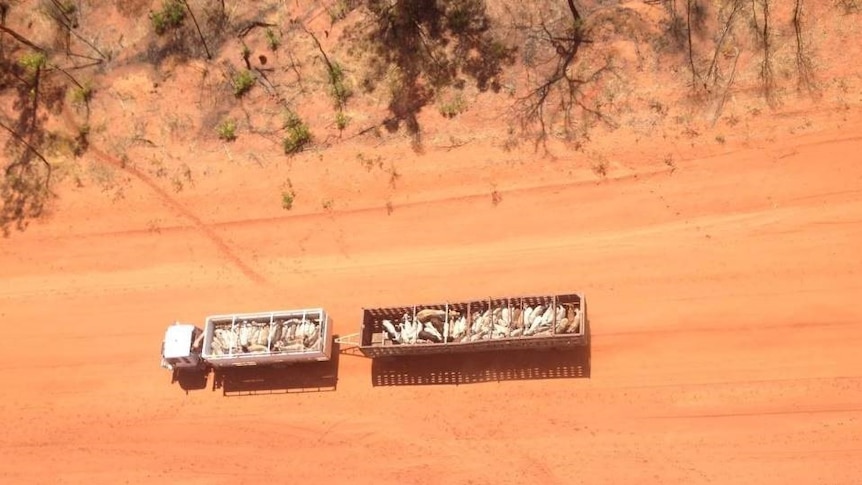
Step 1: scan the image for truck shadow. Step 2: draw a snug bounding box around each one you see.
[212,339,341,396]
[173,367,209,393]
[370,344,591,387]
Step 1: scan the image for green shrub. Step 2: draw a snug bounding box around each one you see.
[19,52,48,73]
[327,61,351,108]
[283,125,311,154]
[216,119,237,141]
[151,0,186,36]
[265,28,281,51]
[283,111,311,154]
[335,111,349,131]
[70,83,93,106]
[438,92,467,118]
[281,190,295,210]
[57,1,76,15]
[232,70,255,97]
[328,0,352,23]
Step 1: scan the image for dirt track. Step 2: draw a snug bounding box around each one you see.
[2,107,862,483]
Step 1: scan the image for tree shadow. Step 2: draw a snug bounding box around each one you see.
[344,0,517,143]
[1,49,55,237]
[0,157,53,237]
[137,2,241,72]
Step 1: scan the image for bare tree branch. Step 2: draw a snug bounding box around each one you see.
[42,2,109,60]
[566,0,583,23]
[757,0,774,101]
[511,1,620,143]
[705,0,742,86]
[711,47,740,126]
[237,20,277,38]
[686,0,699,90]
[0,24,47,52]
[793,0,816,94]
[182,0,211,60]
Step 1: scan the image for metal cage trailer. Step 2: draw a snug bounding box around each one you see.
[352,292,588,358]
[160,307,334,372]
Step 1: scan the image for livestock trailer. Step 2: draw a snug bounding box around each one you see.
[160,307,333,372]
[356,292,588,358]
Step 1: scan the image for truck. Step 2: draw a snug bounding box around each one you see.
[354,292,588,358]
[160,307,334,373]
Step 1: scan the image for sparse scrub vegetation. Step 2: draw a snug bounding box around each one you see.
[0,0,857,236]
[664,154,676,171]
[171,174,184,192]
[166,162,193,193]
[327,0,354,24]
[241,43,252,66]
[387,163,401,188]
[491,185,502,206]
[18,51,47,76]
[301,24,352,109]
[335,111,349,131]
[150,0,186,36]
[232,69,255,97]
[146,218,162,233]
[281,191,295,210]
[591,157,608,178]
[216,119,237,141]
[148,157,169,179]
[265,28,281,51]
[357,153,383,171]
[836,0,860,14]
[73,124,90,156]
[438,91,467,118]
[85,161,118,193]
[327,61,351,109]
[54,0,76,15]
[69,82,93,107]
[281,178,296,210]
[282,110,311,155]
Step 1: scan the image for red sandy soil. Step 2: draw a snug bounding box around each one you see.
[2,2,862,484]
[2,106,861,484]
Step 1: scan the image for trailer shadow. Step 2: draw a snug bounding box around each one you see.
[212,339,341,396]
[370,344,591,387]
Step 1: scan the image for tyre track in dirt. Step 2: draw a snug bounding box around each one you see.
[4,195,858,299]
[26,118,862,246]
[31,128,862,245]
[603,375,862,391]
[647,407,862,419]
[83,144,269,286]
[23,183,858,243]
[19,165,677,242]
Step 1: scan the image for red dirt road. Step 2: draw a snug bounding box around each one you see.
[2,108,862,484]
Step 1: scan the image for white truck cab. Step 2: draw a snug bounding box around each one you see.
[160,323,204,371]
